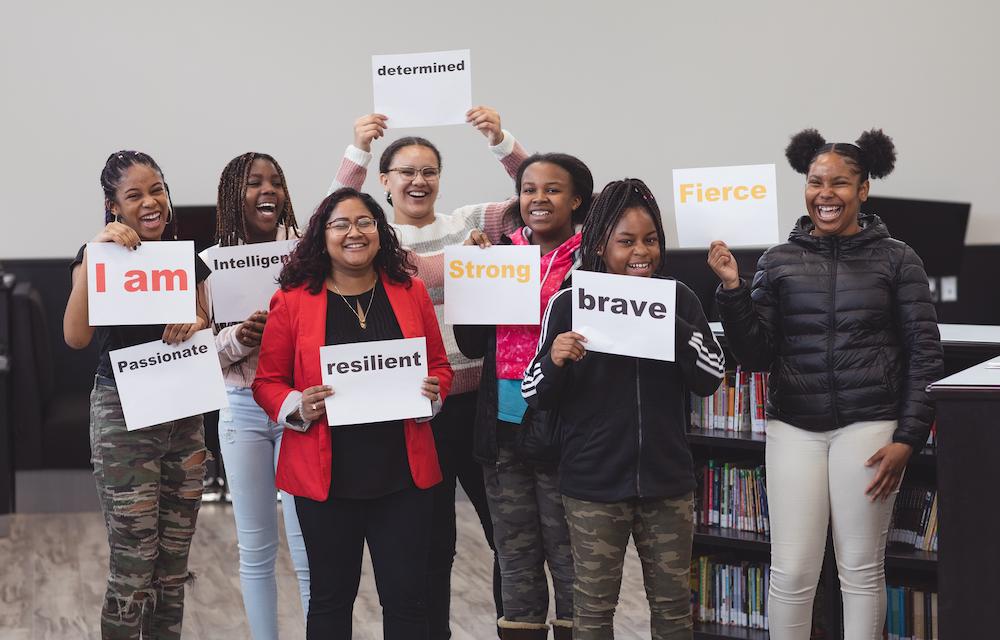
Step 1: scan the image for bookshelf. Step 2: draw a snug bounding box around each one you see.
[688,324,1000,640]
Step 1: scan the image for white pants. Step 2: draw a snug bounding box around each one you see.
[765,419,899,640]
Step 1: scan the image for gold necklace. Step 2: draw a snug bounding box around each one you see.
[331,278,377,330]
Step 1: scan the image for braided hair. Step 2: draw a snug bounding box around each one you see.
[581,178,668,276]
[279,188,415,294]
[215,152,298,247]
[785,128,897,182]
[100,150,177,239]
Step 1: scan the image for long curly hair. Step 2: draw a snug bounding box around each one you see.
[279,188,414,294]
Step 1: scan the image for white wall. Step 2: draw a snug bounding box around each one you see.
[2,0,997,259]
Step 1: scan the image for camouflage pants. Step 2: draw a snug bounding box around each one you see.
[483,443,574,624]
[563,493,695,640]
[90,381,207,639]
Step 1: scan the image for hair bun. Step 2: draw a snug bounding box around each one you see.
[785,129,826,174]
[856,129,896,179]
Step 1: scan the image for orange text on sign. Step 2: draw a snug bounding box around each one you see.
[679,183,767,203]
[448,261,532,284]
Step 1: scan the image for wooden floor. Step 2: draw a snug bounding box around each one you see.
[0,498,657,639]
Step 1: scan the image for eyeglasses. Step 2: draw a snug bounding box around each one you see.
[325,217,378,235]
[387,166,440,181]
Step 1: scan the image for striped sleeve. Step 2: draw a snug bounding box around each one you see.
[676,283,725,397]
[327,145,370,195]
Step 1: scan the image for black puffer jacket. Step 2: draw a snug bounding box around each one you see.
[715,214,943,448]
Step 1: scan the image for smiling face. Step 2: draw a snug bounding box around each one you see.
[242,158,286,241]
[601,206,662,277]
[518,161,581,241]
[379,144,440,225]
[805,152,869,237]
[107,164,170,241]
[325,197,381,276]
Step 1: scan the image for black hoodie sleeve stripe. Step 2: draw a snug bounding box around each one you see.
[675,282,726,398]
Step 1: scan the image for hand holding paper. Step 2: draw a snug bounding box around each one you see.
[550,332,588,367]
[354,113,388,152]
[466,105,503,145]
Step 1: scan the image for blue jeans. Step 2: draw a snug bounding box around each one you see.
[219,386,310,639]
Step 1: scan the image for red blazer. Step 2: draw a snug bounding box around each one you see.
[252,272,453,501]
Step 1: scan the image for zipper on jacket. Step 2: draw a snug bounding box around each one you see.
[635,363,643,497]
[828,240,841,428]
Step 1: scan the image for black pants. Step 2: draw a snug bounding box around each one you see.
[295,486,433,640]
[428,391,503,639]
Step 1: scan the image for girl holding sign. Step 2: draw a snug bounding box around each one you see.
[522,179,725,640]
[64,150,210,639]
[253,187,453,640]
[330,106,526,637]
[708,130,943,640]
[207,152,310,638]
[454,153,594,640]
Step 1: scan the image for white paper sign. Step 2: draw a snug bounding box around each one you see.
[443,245,541,325]
[320,337,431,426]
[110,329,228,431]
[201,239,297,323]
[87,241,196,326]
[372,49,472,128]
[672,163,780,248]
[571,271,676,362]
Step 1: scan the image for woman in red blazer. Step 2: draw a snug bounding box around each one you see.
[253,187,453,640]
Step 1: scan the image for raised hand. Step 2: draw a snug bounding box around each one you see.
[708,240,741,289]
[466,106,503,146]
[354,113,388,152]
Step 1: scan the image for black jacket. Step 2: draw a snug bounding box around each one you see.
[453,235,579,466]
[715,214,943,448]
[522,278,724,502]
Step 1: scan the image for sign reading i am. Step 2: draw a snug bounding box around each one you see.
[87,241,196,326]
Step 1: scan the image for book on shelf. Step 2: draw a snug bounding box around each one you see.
[691,555,769,630]
[691,367,768,434]
[888,487,938,552]
[696,460,769,535]
[885,584,938,640]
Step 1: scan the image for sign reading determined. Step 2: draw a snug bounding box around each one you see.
[372,49,471,128]
[320,337,431,426]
